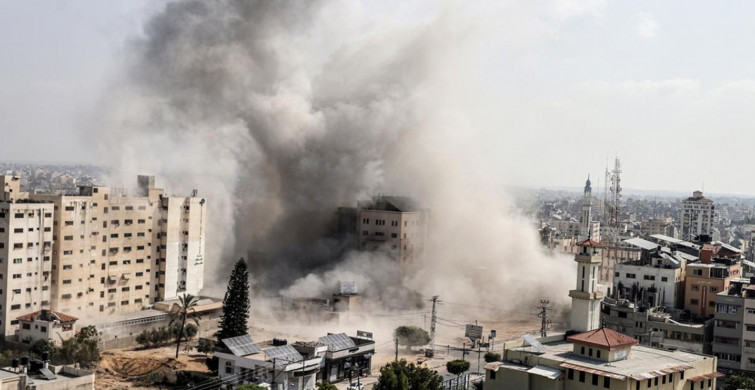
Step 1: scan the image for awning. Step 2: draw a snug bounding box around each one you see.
[559,362,626,380]
[687,372,725,382]
[630,365,694,381]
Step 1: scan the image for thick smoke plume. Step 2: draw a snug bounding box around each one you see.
[94,0,581,313]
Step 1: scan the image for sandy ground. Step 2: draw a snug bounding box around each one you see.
[93,305,546,389]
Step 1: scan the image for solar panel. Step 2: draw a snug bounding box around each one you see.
[264,345,303,364]
[319,333,356,351]
[222,335,262,356]
[39,367,57,380]
[522,334,547,354]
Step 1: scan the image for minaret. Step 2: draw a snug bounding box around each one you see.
[579,175,592,241]
[569,238,604,332]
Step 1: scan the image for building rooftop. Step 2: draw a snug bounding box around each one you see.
[17,310,77,323]
[510,339,712,381]
[566,328,638,350]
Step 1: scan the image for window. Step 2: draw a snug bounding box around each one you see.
[136,259,144,264]
[643,275,655,280]
[63,250,72,255]
[12,274,21,279]
[603,376,609,388]
[693,269,703,276]
[138,219,145,224]
[579,371,585,382]
[626,273,636,279]
[13,258,22,264]
[691,299,699,305]
[65,206,74,211]
[122,287,130,292]
[135,285,143,290]
[10,304,20,310]
[597,350,601,358]
[136,272,143,277]
[62,280,72,284]
[489,370,496,380]
[691,284,700,291]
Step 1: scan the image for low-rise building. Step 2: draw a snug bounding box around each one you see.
[711,277,755,372]
[357,196,428,263]
[613,241,686,309]
[685,256,741,318]
[486,328,721,390]
[17,309,77,346]
[0,364,95,389]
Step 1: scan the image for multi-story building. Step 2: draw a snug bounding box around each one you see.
[681,191,715,242]
[0,174,206,338]
[487,328,721,390]
[710,277,755,372]
[641,217,678,238]
[0,175,54,339]
[612,241,686,309]
[685,254,741,318]
[356,196,428,262]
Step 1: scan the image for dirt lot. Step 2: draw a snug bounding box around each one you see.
[95,343,212,389]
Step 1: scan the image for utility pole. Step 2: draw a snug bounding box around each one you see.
[395,338,398,362]
[429,295,439,357]
[537,300,551,338]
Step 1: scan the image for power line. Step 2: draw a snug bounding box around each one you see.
[536,299,551,337]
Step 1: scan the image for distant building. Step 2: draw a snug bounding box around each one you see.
[486,328,721,390]
[681,191,715,242]
[356,196,428,262]
[0,364,95,389]
[685,253,741,318]
[641,218,678,238]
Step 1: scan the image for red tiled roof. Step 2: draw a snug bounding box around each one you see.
[17,310,78,323]
[576,239,601,247]
[567,328,638,350]
[687,372,725,381]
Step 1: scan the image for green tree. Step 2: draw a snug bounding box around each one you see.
[394,326,430,349]
[30,339,54,359]
[446,360,470,377]
[483,352,501,363]
[375,360,442,390]
[54,326,101,368]
[197,338,215,357]
[170,293,202,359]
[725,374,755,390]
[136,330,151,348]
[316,382,339,390]
[217,258,251,344]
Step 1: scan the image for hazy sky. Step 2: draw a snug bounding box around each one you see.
[2,1,755,195]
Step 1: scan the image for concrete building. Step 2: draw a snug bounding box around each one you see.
[641,218,678,239]
[681,191,715,242]
[685,256,741,318]
[711,277,755,373]
[612,241,686,309]
[600,297,711,354]
[0,175,55,339]
[486,328,721,390]
[0,364,95,389]
[17,309,77,346]
[356,196,428,262]
[0,174,207,339]
[569,239,604,332]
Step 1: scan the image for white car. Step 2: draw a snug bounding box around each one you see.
[346,382,364,390]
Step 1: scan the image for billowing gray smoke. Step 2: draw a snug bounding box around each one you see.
[94,0,579,311]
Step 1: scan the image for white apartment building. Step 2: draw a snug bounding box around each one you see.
[356,196,428,262]
[681,190,715,241]
[0,176,54,339]
[0,174,206,337]
[612,251,685,309]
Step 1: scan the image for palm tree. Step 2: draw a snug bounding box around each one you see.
[170,293,202,359]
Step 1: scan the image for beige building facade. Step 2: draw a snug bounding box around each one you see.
[356,196,428,262]
[0,174,206,339]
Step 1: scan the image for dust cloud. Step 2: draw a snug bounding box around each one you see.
[92,0,578,317]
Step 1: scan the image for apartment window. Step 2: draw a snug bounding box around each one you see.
[13,258,22,264]
[65,221,74,226]
[125,206,133,211]
[12,274,21,279]
[63,236,73,241]
[626,273,636,279]
[111,206,120,211]
[136,272,143,277]
[62,265,72,270]
[14,213,24,218]
[11,304,20,310]
[125,219,133,225]
[137,232,145,237]
[136,259,144,264]
[643,275,655,281]
[661,277,668,282]
[12,289,20,294]
[63,250,72,255]
[122,287,130,292]
[110,233,118,238]
[44,227,51,232]
[691,284,700,291]
[567,369,574,380]
[138,219,145,224]
[44,212,52,218]
[108,302,115,307]
[578,371,585,383]
[123,260,131,265]
[124,233,132,238]
[121,300,129,305]
[109,261,117,266]
[13,243,22,249]
[135,285,143,290]
[65,206,74,211]
[692,269,703,276]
